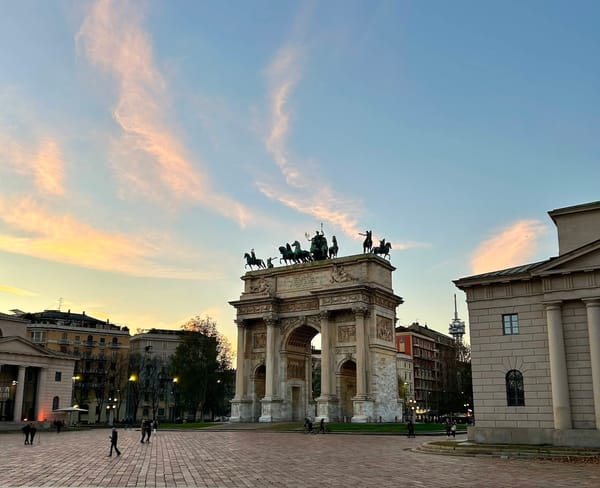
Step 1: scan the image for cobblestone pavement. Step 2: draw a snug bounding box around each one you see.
[2,428,600,487]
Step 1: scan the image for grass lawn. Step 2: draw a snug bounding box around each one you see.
[158,421,466,433]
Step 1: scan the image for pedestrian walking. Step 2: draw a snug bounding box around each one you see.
[140,419,147,443]
[318,418,326,434]
[22,423,31,445]
[29,423,37,444]
[109,427,121,456]
[445,418,452,437]
[145,419,152,443]
[406,420,415,438]
[152,419,158,434]
[451,421,457,438]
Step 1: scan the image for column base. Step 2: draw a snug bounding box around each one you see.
[316,395,339,423]
[259,397,283,423]
[229,398,253,423]
[351,396,374,423]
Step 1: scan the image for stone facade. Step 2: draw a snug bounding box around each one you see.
[230,254,403,423]
[455,201,600,447]
[0,330,76,423]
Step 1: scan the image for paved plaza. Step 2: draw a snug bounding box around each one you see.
[2,428,600,487]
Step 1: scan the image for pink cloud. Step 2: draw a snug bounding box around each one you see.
[77,0,249,225]
[471,219,547,274]
[0,196,217,279]
[0,135,65,196]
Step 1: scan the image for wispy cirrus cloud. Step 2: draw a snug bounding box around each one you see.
[0,196,217,279]
[76,0,249,225]
[257,42,365,238]
[470,220,547,274]
[258,42,423,252]
[0,134,65,196]
[0,284,37,296]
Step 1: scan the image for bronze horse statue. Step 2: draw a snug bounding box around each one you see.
[292,240,312,262]
[244,252,266,269]
[360,230,372,253]
[279,244,295,265]
[328,235,339,259]
[371,241,392,260]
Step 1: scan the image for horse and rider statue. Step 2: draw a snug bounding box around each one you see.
[359,230,391,259]
[244,249,266,269]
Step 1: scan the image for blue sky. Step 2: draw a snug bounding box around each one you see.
[1,0,599,349]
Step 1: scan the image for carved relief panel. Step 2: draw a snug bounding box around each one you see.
[338,325,356,343]
[253,332,266,350]
[287,358,305,379]
[376,315,394,342]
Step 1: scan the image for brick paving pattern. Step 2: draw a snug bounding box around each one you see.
[2,429,600,487]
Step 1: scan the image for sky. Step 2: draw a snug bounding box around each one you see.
[1,0,599,352]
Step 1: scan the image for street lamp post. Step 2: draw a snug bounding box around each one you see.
[171,377,179,422]
[127,374,137,424]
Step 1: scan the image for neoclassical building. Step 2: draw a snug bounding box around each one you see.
[455,201,600,447]
[0,312,75,423]
[230,253,403,423]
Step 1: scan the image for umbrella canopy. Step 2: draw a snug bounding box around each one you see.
[54,406,88,412]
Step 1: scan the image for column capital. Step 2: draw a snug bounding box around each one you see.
[263,314,278,327]
[319,310,331,320]
[352,306,368,317]
[583,298,600,308]
[543,301,563,311]
[235,318,247,328]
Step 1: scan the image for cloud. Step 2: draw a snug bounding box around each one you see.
[0,284,37,296]
[77,0,249,225]
[470,220,547,274]
[258,42,365,238]
[0,134,65,196]
[0,196,218,279]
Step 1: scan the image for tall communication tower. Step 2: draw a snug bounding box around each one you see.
[448,294,465,342]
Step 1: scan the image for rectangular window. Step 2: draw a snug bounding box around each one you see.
[55,372,62,382]
[31,331,46,343]
[503,314,519,335]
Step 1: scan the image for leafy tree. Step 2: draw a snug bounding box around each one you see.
[169,315,235,421]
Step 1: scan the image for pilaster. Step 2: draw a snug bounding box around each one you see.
[584,298,600,429]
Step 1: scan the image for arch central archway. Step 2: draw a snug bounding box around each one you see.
[338,359,357,422]
[283,324,320,421]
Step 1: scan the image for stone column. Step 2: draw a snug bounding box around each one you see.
[36,368,45,422]
[354,306,368,398]
[264,316,277,399]
[230,319,251,422]
[584,298,600,430]
[260,315,282,422]
[319,311,332,397]
[545,301,572,430]
[13,366,26,422]
[234,319,246,400]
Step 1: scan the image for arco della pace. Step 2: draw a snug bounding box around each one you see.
[229,253,403,423]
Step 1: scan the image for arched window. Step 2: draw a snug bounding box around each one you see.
[52,396,60,410]
[506,370,525,406]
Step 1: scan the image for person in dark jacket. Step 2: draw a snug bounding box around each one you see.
[29,424,37,444]
[109,427,121,456]
[22,423,31,445]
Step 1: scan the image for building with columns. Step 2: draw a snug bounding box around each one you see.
[230,253,403,423]
[455,201,600,447]
[0,312,75,423]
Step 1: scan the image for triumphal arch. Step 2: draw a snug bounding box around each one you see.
[229,253,403,423]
